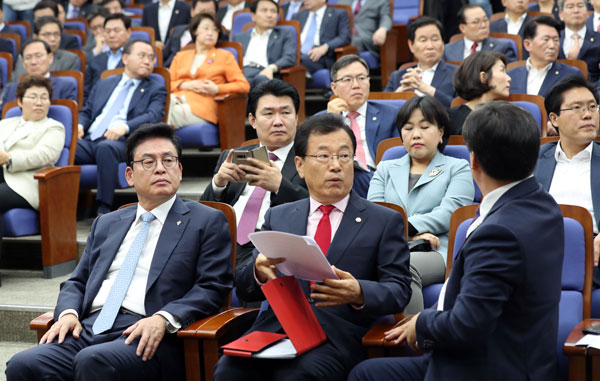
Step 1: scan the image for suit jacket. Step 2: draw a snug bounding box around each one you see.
[586,14,598,32]
[236,192,412,363]
[84,51,125,100]
[163,24,189,67]
[363,101,400,163]
[443,37,517,63]
[558,28,600,83]
[0,116,65,209]
[535,141,600,232]
[0,37,14,55]
[60,32,80,50]
[384,61,458,107]
[292,7,350,68]
[281,1,303,20]
[0,24,20,35]
[142,1,191,42]
[367,151,474,258]
[79,74,167,133]
[416,177,564,380]
[11,50,80,83]
[336,0,392,35]
[233,26,297,71]
[489,14,531,38]
[2,76,78,106]
[54,197,233,380]
[170,47,249,124]
[507,61,581,97]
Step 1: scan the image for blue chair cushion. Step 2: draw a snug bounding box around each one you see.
[558,291,584,379]
[64,21,86,32]
[511,101,542,133]
[423,283,443,309]
[79,162,129,189]
[309,69,331,89]
[562,217,586,291]
[175,123,219,148]
[360,52,379,69]
[591,289,600,318]
[3,208,39,236]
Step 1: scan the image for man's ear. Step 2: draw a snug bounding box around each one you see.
[294,156,305,179]
[125,166,134,187]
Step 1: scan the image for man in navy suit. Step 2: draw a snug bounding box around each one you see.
[282,0,302,20]
[385,17,457,107]
[535,75,600,287]
[489,0,531,38]
[232,0,296,88]
[508,15,581,97]
[349,101,564,381]
[32,0,80,50]
[443,4,517,62]
[292,0,350,74]
[213,112,412,381]
[587,0,600,31]
[558,0,600,83]
[5,123,233,381]
[141,0,191,49]
[85,13,131,100]
[327,54,399,198]
[76,39,167,215]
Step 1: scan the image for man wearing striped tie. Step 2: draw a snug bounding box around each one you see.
[6,123,233,381]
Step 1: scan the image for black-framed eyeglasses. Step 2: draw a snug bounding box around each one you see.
[559,104,600,115]
[305,152,353,164]
[131,156,179,171]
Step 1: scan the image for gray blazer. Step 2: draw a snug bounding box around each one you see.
[336,0,392,35]
[232,26,297,70]
[11,49,80,82]
[443,37,517,62]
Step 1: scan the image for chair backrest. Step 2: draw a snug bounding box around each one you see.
[0,52,13,89]
[368,98,405,115]
[64,49,85,71]
[445,204,479,278]
[0,32,19,57]
[131,26,156,44]
[1,99,78,166]
[49,70,84,109]
[230,9,253,38]
[369,91,417,101]
[216,41,244,68]
[64,18,88,33]
[64,29,86,48]
[490,11,505,21]
[489,33,522,61]
[392,0,422,24]
[241,138,259,147]
[124,4,144,15]
[557,59,588,81]
[5,21,29,41]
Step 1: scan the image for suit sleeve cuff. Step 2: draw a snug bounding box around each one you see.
[154,311,181,334]
[59,309,79,320]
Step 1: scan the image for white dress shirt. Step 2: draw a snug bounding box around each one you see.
[221,1,246,31]
[300,5,326,48]
[525,58,552,95]
[243,28,272,68]
[563,26,585,58]
[158,0,176,43]
[342,101,375,169]
[504,13,527,35]
[106,47,124,70]
[594,12,600,32]
[463,37,482,60]
[549,141,597,233]
[285,0,303,20]
[414,62,438,97]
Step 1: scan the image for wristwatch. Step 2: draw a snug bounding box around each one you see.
[162,316,178,334]
[6,155,11,169]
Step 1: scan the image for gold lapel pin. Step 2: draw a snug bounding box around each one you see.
[428,168,442,177]
[140,88,145,93]
[372,116,377,121]
[177,220,182,226]
[489,43,494,47]
[355,217,362,223]
[555,71,559,75]
[175,9,179,14]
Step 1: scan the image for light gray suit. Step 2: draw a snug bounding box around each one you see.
[11,50,80,82]
[336,0,392,58]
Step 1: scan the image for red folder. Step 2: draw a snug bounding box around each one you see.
[221,276,327,358]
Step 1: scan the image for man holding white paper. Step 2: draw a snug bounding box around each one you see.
[214,113,412,380]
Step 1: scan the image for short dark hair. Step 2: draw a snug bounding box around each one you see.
[330,54,369,81]
[522,15,561,40]
[125,123,182,166]
[104,12,131,29]
[294,113,357,157]
[457,4,486,24]
[247,79,300,116]
[22,38,52,55]
[557,0,587,11]
[544,75,598,132]
[101,0,124,7]
[250,0,278,13]
[189,13,221,42]
[463,102,539,181]
[192,0,218,12]
[408,16,444,42]
[123,38,153,55]
[453,51,507,101]
[34,16,62,34]
[16,74,53,101]
[396,95,451,152]
[88,7,111,23]
[33,0,59,17]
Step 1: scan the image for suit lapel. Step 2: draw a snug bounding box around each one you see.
[321,8,334,40]
[535,143,557,191]
[267,28,279,63]
[591,143,600,232]
[365,102,381,162]
[280,146,298,181]
[327,192,367,265]
[388,154,411,207]
[409,152,446,209]
[150,5,159,36]
[579,30,595,58]
[297,11,308,29]
[127,78,149,114]
[167,3,184,36]
[97,75,121,113]
[539,62,559,96]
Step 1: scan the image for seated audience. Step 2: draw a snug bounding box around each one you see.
[83,8,110,61]
[0,75,66,287]
[385,17,457,107]
[282,0,302,20]
[141,0,191,49]
[587,0,600,30]
[443,4,517,63]
[490,0,531,38]
[168,14,249,129]
[448,51,511,134]
[337,0,391,59]
[529,0,560,20]
[233,0,296,88]
[368,95,474,313]
[101,0,125,14]
[217,0,246,33]
[32,0,79,50]
[64,0,97,19]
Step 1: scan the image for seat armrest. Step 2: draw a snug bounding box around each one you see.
[215,93,247,150]
[280,65,306,122]
[362,313,410,347]
[380,27,399,88]
[30,311,55,343]
[335,45,358,59]
[563,319,597,381]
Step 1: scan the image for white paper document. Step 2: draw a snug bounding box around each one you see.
[248,231,338,281]
[576,334,600,349]
[252,338,297,359]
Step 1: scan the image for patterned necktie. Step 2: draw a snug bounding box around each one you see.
[90,80,133,141]
[236,152,278,245]
[568,33,581,60]
[470,41,478,55]
[347,111,367,169]
[92,212,156,335]
[301,12,318,55]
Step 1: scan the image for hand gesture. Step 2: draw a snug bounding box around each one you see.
[307,45,328,62]
[255,253,286,283]
[39,313,82,344]
[105,125,127,140]
[411,233,441,251]
[238,157,282,193]
[123,315,166,361]
[310,266,364,307]
[383,313,421,352]
[327,97,350,114]
[214,150,247,187]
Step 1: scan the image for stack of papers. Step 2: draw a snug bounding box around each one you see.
[576,335,600,349]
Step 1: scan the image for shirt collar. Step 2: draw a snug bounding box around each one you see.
[107,47,124,57]
[525,57,552,73]
[565,25,586,40]
[309,193,350,215]
[311,5,327,17]
[120,72,141,87]
[478,177,529,221]
[44,72,51,78]
[504,12,527,24]
[229,1,245,11]
[260,140,294,162]
[418,61,439,73]
[555,139,594,161]
[159,0,175,9]
[463,37,480,49]
[136,195,177,226]
[251,27,273,38]
[348,101,368,118]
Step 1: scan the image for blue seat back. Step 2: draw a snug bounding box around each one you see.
[360,51,379,69]
[124,7,143,15]
[64,21,86,32]
[393,0,419,24]
[220,47,239,63]
[231,12,253,37]
[4,37,16,57]
[497,37,518,59]
[8,24,27,42]
[511,101,542,133]
[0,56,8,89]
[369,98,407,110]
[130,31,151,42]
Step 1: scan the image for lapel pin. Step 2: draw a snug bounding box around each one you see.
[140,88,145,93]
[555,71,559,75]
[177,220,182,226]
[372,116,377,121]
[489,43,494,47]
[175,9,179,14]
[355,217,362,223]
[428,168,442,177]
[592,37,595,42]
[274,35,278,39]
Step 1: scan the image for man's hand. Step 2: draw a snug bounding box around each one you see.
[0,150,9,166]
[327,97,350,114]
[214,150,247,187]
[594,234,600,267]
[94,35,106,54]
[397,68,435,96]
[239,157,282,193]
[154,41,165,50]
[307,44,328,62]
[310,266,364,307]
[123,315,166,361]
[372,27,387,46]
[104,125,127,140]
[39,313,82,344]
[258,66,275,80]
[255,253,286,283]
[410,233,441,251]
[78,124,84,139]
[383,313,420,351]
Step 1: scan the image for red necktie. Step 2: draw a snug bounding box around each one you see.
[314,205,334,256]
[470,41,478,55]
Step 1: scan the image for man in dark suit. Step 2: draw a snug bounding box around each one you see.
[201,79,308,272]
[213,112,412,381]
[508,15,581,97]
[232,0,296,88]
[327,54,399,198]
[489,0,531,38]
[5,123,233,381]
[76,39,167,215]
[587,0,600,31]
[282,0,302,20]
[385,17,457,107]
[535,75,600,286]
[349,102,564,381]
[558,0,600,83]
[217,0,246,32]
[85,13,131,99]
[141,0,191,49]
[32,0,80,50]
[443,4,517,62]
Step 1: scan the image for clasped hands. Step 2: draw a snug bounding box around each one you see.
[77,124,127,140]
[180,79,219,96]
[214,150,282,193]
[395,68,434,96]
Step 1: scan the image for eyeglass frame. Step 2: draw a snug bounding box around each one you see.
[332,74,370,86]
[21,95,51,103]
[559,104,600,115]
[304,152,354,164]
[130,155,180,171]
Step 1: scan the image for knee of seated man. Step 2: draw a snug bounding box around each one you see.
[6,348,45,379]
[73,346,117,377]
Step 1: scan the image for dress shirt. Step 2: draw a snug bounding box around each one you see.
[463,37,482,59]
[106,47,124,70]
[351,0,363,13]
[211,141,294,230]
[300,5,326,48]
[286,0,303,20]
[180,30,192,48]
[243,28,272,68]
[86,73,141,136]
[342,101,375,169]
[549,141,597,233]
[221,1,246,31]
[158,0,176,43]
[61,196,181,330]
[595,12,600,32]
[414,62,438,97]
[66,3,80,18]
[504,13,527,35]
[563,26,585,58]
[0,23,6,33]
[525,58,552,95]
[307,194,350,242]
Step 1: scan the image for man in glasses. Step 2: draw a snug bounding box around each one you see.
[75,38,167,215]
[6,123,233,381]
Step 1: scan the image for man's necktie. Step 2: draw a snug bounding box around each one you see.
[568,34,581,60]
[470,41,478,55]
[301,12,318,55]
[597,18,600,33]
[353,0,361,15]
[92,212,156,335]
[90,80,133,141]
[314,205,334,255]
[348,111,367,169]
[69,6,79,19]
[236,152,278,245]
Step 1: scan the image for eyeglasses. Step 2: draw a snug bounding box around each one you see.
[22,95,50,103]
[564,2,586,10]
[465,17,489,26]
[333,74,369,86]
[305,152,353,164]
[134,52,156,62]
[23,52,47,62]
[559,104,600,115]
[131,156,179,171]
[39,32,60,39]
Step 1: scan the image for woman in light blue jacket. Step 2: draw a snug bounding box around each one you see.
[368,95,474,313]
